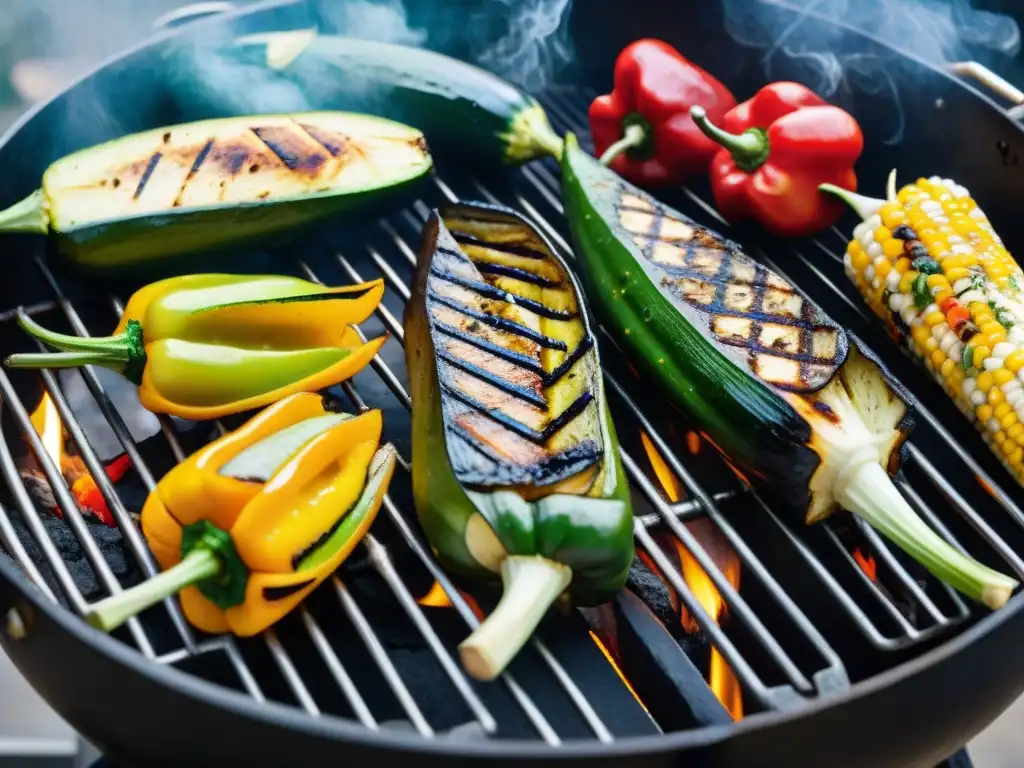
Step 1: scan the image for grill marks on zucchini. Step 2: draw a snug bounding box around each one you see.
[615,191,847,393]
[424,205,604,491]
[46,113,428,227]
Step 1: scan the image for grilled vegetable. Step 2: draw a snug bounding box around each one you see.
[0,111,432,270]
[823,173,1024,487]
[6,274,386,420]
[561,134,1017,609]
[85,393,397,636]
[405,201,633,680]
[202,30,565,166]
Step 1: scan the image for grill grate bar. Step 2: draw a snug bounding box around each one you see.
[333,577,434,737]
[0,356,154,656]
[376,492,562,745]
[265,629,321,715]
[363,534,498,735]
[368,246,412,302]
[300,607,378,729]
[0,499,54,603]
[0,413,84,610]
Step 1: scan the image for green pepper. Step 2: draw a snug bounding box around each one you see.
[405,201,633,680]
[560,133,1017,610]
[5,273,387,421]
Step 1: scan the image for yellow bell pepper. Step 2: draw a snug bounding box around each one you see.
[6,274,388,420]
[85,392,397,636]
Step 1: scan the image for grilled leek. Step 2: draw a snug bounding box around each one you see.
[405,201,633,680]
[561,134,1017,609]
[0,112,432,270]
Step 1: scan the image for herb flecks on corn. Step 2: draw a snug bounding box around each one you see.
[824,174,1024,483]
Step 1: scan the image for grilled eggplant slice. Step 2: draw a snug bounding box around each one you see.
[0,112,432,270]
[406,201,633,680]
[561,133,1017,609]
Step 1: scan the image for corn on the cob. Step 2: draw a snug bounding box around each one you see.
[823,174,1024,484]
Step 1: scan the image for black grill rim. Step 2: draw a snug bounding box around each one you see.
[1,0,1024,763]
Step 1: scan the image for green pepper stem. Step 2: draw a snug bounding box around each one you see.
[5,316,146,383]
[598,123,647,166]
[838,461,1017,609]
[459,555,572,681]
[690,105,770,173]
[819,183,886,222]
[0,189,49,235]
[85,548,223,632]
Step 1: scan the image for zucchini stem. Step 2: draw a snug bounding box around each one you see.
[819,183,886,222]
[0,189,49,235]
[838,461,1018,609]
[459,555,571,680]
[506,103,565,163]
[85,548,222,632]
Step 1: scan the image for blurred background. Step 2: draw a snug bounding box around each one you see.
[0,0,1023,765]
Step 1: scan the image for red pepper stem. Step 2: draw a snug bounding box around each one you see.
[85,548,223,632]
[689,105,770,173]
[599,123,648,166]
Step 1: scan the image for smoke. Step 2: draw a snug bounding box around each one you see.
[722,0,1020,145]
[472,0,575,92]
[318,0,427,47]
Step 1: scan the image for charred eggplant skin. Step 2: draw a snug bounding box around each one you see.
[560,134,910,519]
[405,201,633,606]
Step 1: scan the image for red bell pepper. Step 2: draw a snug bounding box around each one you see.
[589,39,736,187]
[689,81,863,238]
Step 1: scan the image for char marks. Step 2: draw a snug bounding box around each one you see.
[425,207,603,490]
[614,188,847,392]
[132,152,162,200]
[251,125,327,172]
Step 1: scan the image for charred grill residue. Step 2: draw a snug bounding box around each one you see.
[132,152,162,200]
[251,125,327,173]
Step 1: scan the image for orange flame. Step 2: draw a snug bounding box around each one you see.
[640,430,744,721]
[686,430,702,456]
[852,548,878,583]
[28,392,130,526]
[589,630,649,714]
[415,581,485,621]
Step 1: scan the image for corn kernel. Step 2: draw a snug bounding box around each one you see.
[995,368,1017,386]
[974,345,992,368]
[1010,447,1024,467]
[977,404,995,422]
[983,322,1008,344]
[850,244,869,271]
[1010,423,1024,441]
[1003,437,1018,457]
[933,288,954,305]
[874,226,892,242]
[883,238,904,258]
[989,388,1005,406]
[899,271,919,294]
[931,349,946,368]
[924,337,939,352]
[1004,349,1024,374]
[899,185,923,204]
[911,325,932,346]
[926,274,950,290]
[882,205,905,229]
[894,257,911,274]
[995,402,1013,419]
[876,260,893,278]
[977,371,995,392]
[940,358,956,378]
[946,267,970,283]
[924,310,945,326]
[1002,412,1019,431]
[994,431,1006,447]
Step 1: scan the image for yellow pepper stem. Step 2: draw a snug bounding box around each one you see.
[85,548,222,632]
[458,555,572,681]
[5,315,146,383]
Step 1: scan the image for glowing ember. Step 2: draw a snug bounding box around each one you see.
[415,580,485,621]
[852,548,878,582]
[25,392,131,526]
[685,430,701,456]
[640,430,744,720]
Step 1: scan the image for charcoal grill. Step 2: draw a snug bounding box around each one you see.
[2,0,1024,766]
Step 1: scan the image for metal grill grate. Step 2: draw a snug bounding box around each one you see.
[1,87,1023,744]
